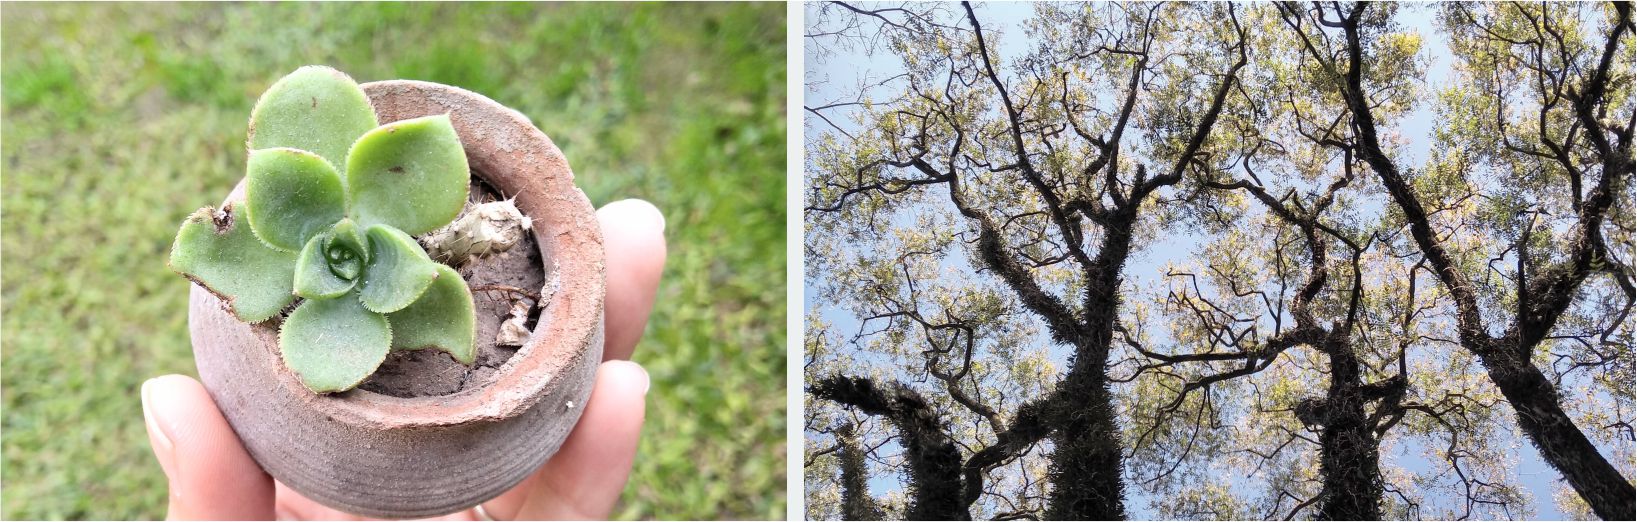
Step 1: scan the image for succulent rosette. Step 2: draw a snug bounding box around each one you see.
[170,66,476,393]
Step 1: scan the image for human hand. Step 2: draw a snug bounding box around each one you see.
[142,199,668,520]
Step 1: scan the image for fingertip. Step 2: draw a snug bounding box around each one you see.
[142,373,274,520]
[597,199,667,361]
[142,377,177,477]
[601,359,652,397]
[143,374,209,469]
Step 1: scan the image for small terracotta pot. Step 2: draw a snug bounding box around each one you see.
[189,80,605,518]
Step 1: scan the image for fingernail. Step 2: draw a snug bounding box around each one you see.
[638,364,650,395]
[614,360,651,396]
[649,203,666,233]
[141,378,176,476]
[615,198,666,233]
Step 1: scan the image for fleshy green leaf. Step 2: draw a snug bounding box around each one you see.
[324,218,368,279]
[359,224,439,313]
[169,205,297,322]
[387,264,477,364]
[293,233,354,300]
[327,218,368,262]
[245,148,346,251]
[247,65,378,171]
[345,115,470,236]
[279,295,391,393]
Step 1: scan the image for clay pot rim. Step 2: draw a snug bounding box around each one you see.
[235,80,605,430]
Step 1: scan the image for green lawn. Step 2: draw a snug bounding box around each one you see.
[0,2,787,519]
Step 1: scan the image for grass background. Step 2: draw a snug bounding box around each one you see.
[0,2,786,520]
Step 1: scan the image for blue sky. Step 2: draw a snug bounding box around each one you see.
[803,2,1628,519]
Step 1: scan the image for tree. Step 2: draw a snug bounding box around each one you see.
[1270,2,1635,519]
[1157,168,1405,520]
[807,1,1247,518]
[805,2,1634,520]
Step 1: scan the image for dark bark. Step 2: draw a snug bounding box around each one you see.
[838,424,886,521]
[1042,379,1127,520]
[1479,341,1635,521]
[1314,337,1385,520]
[961,399,1053,508]
[811,3,1247,517]
[950,174,1131,520]
[812,376,971,520]
[1205,170,1391,520]
[1041,211,1137,521]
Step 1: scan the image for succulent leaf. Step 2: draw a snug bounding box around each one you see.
[327,218,368,262]
[247,65,378,171]
[245,148,347,251]
[169,205,297,322]
[293,233,356,300]
[345,115,470,236]
[359,224,440,313]
[279,295,392,393]
[328,248,363,280]
[325,218,369,280]
[387,264,477,364]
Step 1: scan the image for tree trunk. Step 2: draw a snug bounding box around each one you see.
[811,376,971,520]
[903,429,969,521]
[1043,374,1127,521]
[1045,222,1132,521]
[1316,344,1383,520]
[1336,9,1635,517]
[839,426,884,521]
[1480,344,1636,521]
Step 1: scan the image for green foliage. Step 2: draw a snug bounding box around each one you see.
[357,224,440,314]
[279,295,394,393]
[247,65,378,170]
[387,264,477,364]
[2,3,785,519]
[807,2,1631,519]
[293,227,357,300]
[168,205,298,322]
[245,147,347,251]
[345,115,470,236]
[172,66,473,393]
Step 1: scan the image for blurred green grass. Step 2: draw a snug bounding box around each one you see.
[0,2,787,520]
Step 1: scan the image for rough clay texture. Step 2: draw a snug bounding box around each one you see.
[360,180,548,398]
[189,80,606,519]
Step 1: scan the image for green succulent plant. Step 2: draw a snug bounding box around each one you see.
[170,66,477,393]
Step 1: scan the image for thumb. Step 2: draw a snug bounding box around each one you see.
[142,374,275,520]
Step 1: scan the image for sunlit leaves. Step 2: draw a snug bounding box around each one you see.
[804,2,1631,518]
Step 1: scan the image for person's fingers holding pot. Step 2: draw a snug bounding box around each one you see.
[597,198,666,362]
[142,374,276,520]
